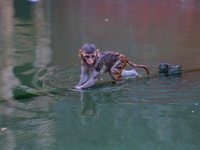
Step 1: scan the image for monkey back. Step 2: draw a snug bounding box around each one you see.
[95,51,127,72]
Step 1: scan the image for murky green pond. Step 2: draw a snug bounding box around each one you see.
[1,0,200,150]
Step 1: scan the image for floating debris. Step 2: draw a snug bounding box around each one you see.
[28,0,40,2]
[159,63,182,75]
[105,18,109,22]
[1,127,7,131]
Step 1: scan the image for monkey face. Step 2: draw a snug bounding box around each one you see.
[83,54,96,65]
[78,48,100,65]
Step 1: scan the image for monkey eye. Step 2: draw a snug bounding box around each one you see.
[91,55,96,58]
[84,55,90,59]
[84,55,96,59]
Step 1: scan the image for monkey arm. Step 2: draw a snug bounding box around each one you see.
[76,69,100,89]
[78,65,90,86]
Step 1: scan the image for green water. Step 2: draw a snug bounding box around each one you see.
[0,0,200,150]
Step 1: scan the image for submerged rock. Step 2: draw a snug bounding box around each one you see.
[159,63,182,75]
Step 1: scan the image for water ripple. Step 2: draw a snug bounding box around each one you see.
[41,66,200,102]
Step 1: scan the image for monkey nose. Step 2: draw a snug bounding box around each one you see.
[87,59,94,64]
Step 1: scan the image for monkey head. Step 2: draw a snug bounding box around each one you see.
[78,44,100,65]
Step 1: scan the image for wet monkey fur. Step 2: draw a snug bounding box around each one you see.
[75,44,150,89]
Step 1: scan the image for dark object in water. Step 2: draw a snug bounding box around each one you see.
[159,63,182,75]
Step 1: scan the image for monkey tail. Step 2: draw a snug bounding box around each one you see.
[127,60,150,75]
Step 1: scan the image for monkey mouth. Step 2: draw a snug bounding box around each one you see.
[87,61,94,65]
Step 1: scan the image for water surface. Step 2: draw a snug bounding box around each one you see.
[0,0,200,150]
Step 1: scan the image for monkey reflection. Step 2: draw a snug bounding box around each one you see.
[80,92,99,117]
[75,44,150,89]
[79,91,103,125]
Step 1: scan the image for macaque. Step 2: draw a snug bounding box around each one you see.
[75,44,150,89]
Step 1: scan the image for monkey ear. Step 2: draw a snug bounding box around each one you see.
[96,49,100,57]
[78,49,82,57]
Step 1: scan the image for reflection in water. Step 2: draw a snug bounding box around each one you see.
[0,95,57,149]
[32,0,52,90]
[0,0,55,149]
[0,0,20,100]
[55,73,200,149]
[80,92,100,125]
[0,0,53,100]
[0,0,200,150]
